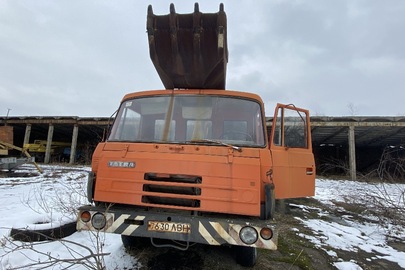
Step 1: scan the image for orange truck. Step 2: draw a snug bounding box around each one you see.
[77,3,315,266]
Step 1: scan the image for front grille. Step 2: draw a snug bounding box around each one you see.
[141,196,200,207]
[142,173,202,208]
[143,184,201,196]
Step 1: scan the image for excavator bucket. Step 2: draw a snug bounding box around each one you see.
[147,3,228,90]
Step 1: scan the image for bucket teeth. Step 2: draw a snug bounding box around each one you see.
[146,3,228,90]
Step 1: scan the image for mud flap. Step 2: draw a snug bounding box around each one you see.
[87,172,95,203]
[261,183,275,220]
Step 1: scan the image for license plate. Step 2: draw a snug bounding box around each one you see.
[148,221,191,234]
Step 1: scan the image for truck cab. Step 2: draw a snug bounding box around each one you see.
[92,89,270,216]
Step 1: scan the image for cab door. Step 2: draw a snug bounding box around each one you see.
[269,104,315,199]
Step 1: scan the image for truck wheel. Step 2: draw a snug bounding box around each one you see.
[121,235,150,249]
[10,222,77,242]
[234,246,257,267]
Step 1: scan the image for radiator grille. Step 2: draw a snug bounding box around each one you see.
[142,173,202,208]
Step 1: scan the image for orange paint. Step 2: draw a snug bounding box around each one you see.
[91,91,315,218]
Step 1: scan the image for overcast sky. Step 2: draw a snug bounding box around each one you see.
[1,0,405,117]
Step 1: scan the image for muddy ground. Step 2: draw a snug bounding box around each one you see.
[126,198,404,270]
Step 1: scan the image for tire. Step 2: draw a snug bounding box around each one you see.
[234,246,257,267]
[10,221,77,242]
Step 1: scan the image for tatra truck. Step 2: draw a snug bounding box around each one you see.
[77,3,315,267]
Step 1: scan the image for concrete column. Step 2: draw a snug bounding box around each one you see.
[44,124,54,164]
[23,124,32,146]
[69,124,79,165]
[348,125,356,180]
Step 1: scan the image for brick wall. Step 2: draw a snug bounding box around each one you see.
[0,126,13,145]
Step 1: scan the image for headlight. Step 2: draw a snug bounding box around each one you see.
[91,212,107,230]
[239,226,258,245]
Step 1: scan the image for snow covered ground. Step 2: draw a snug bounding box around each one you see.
[0,164,404,269]
[0,165,140,269]
[298,178,405,270]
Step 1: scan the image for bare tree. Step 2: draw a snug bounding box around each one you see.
[317,156,351,177]
[376,145,405,182]
[341,145,405,232]
[347,102,359,116]
[1,230,109,269]
[317,145,405,232]
[0,167,110,269]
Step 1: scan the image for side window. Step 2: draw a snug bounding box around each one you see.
[272,107,308,148]
[273,108,282,146]
[284,109,307,148]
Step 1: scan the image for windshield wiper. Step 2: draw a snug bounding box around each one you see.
[187,139,242,152]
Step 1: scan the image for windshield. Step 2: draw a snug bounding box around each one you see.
[108,94,265,147]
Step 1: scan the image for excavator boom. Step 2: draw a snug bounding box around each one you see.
[147,3,228,89]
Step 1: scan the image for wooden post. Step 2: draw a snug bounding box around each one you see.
[348,125,356,180]
[23,124,31,146]
[44,124,54,164]
[69,124,79,165]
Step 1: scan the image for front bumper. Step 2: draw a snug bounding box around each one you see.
[77,205,277,250]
